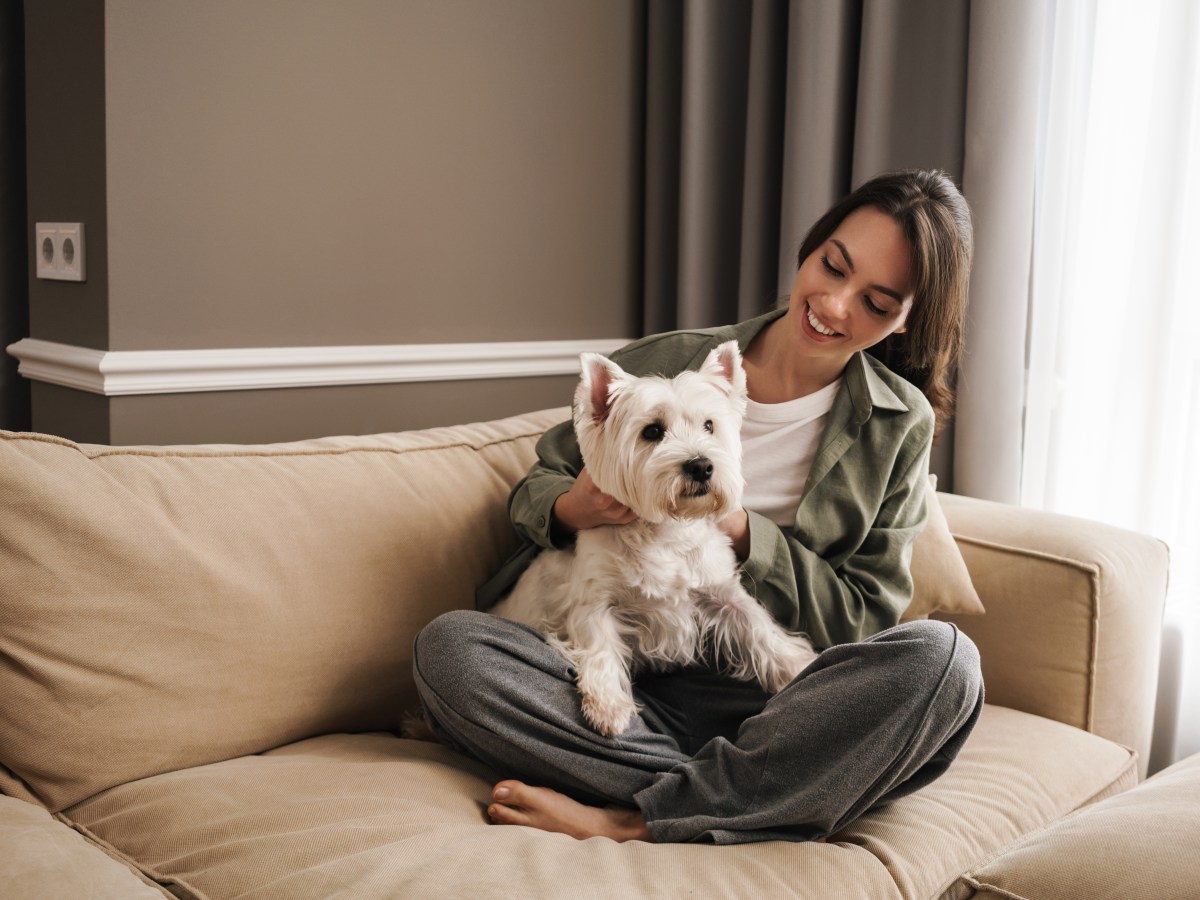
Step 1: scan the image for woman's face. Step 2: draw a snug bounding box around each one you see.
[785,205,916,367]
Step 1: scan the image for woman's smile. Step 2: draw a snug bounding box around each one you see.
[803,302,843,340]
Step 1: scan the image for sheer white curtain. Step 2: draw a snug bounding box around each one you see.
[1022,0,1200,771]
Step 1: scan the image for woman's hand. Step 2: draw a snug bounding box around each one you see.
[552,468,637,535]
[718,508,751,562]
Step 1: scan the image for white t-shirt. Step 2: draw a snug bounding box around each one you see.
[740,379,842,526]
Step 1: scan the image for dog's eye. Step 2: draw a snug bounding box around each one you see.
[703,420,714,433]
[641,423,665,442]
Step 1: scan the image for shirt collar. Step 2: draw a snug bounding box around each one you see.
[845,350,910,422]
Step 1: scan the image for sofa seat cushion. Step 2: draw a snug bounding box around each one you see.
[948,751,1200,900]
[0,793,168,899]
[832,705,1134,899]
[61,705,1135,900]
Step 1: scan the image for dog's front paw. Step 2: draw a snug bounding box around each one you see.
[757,634,819,693]
[580,692,639,737]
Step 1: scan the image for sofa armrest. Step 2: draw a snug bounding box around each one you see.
[935,492,1168,778]
[0,794,168,898]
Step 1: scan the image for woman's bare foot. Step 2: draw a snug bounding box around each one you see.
[487,781,654,842]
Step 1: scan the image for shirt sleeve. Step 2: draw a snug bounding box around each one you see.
[506,417,584,551]
[738,412,933,649]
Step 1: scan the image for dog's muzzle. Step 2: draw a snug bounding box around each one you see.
[682,457,713,483]
[682,457,713,495]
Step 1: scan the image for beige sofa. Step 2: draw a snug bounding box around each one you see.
[1,408,1195,900]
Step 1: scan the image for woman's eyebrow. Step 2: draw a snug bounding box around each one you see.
[831,238,904,303]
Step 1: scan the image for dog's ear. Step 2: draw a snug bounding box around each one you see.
[577,353,626,425]
[699,341,747,399]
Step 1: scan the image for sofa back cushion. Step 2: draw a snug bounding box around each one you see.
[0,409,565,812]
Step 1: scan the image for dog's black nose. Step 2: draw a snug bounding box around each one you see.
[683,457,713,483]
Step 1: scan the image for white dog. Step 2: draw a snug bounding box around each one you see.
[492,341,818,737]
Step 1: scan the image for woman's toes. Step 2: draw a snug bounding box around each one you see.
[493,780,522,802]
[487,801,526,826]
[488,781,532,827]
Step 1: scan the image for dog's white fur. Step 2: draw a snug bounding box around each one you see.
[492,341,818,736]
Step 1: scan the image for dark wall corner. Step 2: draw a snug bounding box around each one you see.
[23,0,109,351]
[1,0,30,430]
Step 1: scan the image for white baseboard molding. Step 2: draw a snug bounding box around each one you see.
[5,337,631,397]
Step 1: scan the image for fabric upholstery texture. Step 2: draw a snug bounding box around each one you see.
[0,411,562,811]
[903,475,986,621]
[0,794,167,899]
[62,707,1133,900]
[949,752,1200,900]
[0,408,988,812]
[937,491,1169,777]
[0,408,1173,899]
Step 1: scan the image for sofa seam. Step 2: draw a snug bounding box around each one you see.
[953,875,1027,900]
[0,430,543,461]
[936,746,1137,897]
[0,415,566,462]
[99,430,548,461]
[947,533,1100,574]
[1085,568,1100,734]
[1077,746,1138,806]
[949,533,1102,734]
[53,811,212,900]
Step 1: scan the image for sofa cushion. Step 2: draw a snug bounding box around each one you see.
[0,407,987,814]
[902,476,985,621]
[948,752,1200,900]
[0,409,565,811]
[830,705,1134,900]
[0,794,168,899]
[937,491,1168,778]
[60,704,1134,900]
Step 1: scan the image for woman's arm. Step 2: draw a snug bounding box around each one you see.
[506,419,585,551]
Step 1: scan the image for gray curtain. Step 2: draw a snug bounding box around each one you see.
[643,0,971,334]
[642,0,789,335]
[955,0,1046,504]
[1,0,28,432]
[641,0,971,482]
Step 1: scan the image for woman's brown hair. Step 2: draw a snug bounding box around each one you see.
[794,169,973,436]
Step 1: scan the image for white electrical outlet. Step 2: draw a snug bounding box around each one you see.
[35,222,86,282]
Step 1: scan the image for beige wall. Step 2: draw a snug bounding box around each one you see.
[24,0,643,443]
[107,377,576,447]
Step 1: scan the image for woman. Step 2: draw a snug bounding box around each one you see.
[413,169,983,844]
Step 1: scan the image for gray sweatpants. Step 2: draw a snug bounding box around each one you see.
[412,610,983,844]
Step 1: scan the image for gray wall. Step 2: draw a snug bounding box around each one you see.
[23,0,643,443]
[25,0,109,351]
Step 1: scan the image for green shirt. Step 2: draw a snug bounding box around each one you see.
[476,309,934,649]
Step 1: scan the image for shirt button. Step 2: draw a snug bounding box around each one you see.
[537,516,547,527]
